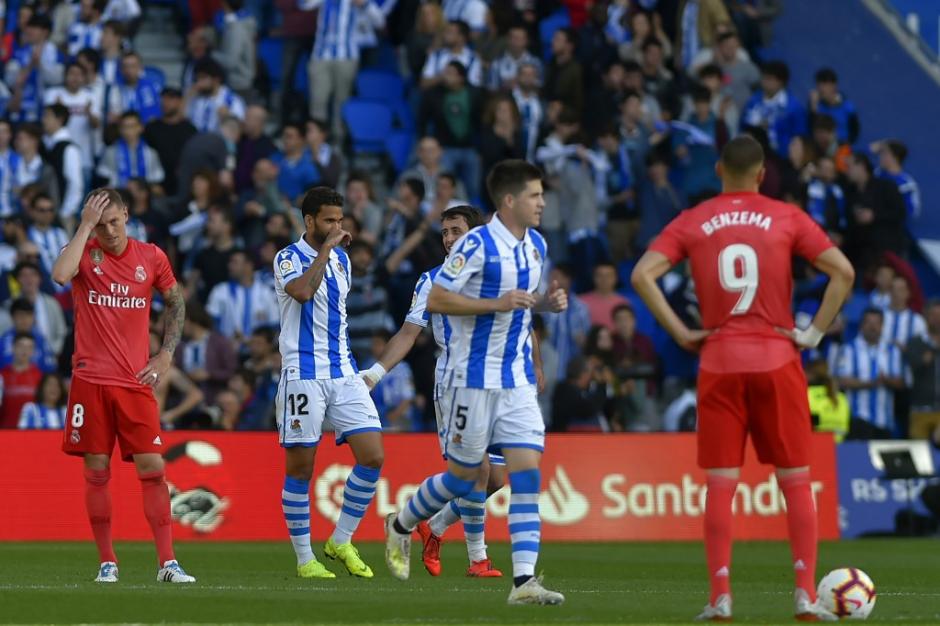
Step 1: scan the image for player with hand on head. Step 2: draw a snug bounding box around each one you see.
[53,189,194,584]
[361,204,505,578]
[273,186,384,580]
[383,160,568,606]
[631,136,855,622]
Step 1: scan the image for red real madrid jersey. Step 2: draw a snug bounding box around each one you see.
[70,238,176,388]
[649,191,833,373]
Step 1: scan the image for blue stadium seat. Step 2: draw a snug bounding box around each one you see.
[258,37,284,91]
[144,66,166,91]
[355,70,404,103]
[342,99,393,153]
[539,9,570,60]
[385,130,414,173]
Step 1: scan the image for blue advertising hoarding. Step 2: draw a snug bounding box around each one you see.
[837,440,940,538]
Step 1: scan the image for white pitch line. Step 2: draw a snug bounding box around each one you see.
[0,584,938,598]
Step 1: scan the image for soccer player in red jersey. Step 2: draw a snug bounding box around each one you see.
[632,136,855,621]
[52,189,195,584]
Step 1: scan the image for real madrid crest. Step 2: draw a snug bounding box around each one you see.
[90,248,103,264]
[135,265,147,282]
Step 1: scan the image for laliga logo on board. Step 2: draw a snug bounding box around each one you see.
[165,441,230,533]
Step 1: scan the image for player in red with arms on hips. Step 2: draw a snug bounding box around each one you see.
[52,189,195,584]
[631,136,855,622]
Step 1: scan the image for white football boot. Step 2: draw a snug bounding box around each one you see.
[94,561,118,583]
[794,588,838,621]
[507,575,565,606]
[695,593,732,622]
[157,560,196,583]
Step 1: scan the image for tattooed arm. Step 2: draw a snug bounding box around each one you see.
[136,283,186,387]
[160,283,186,356]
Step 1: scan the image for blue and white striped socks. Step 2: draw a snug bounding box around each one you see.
[282,476,314,566]
[331,464,380,545]
[459,490,487,562]
[396,471,475,532]
[428,499,461,537]
[508,469,541,580]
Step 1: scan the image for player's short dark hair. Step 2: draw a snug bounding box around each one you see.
[862,307,885,321]
[815,67,838,84]
[698,63,723,80]
[720,135,765,177]
[13,261,41,279]
[400,177,426,202]
[10,298,34,315]
[448,19,470,41]
[193,57,225,82]
[486,159,543,208]
[84,187,126,211]
[300,186,344,219]
[884,139,908,164]
[761,60,790,84]
[13,331,35,344]
[441,205,483,230]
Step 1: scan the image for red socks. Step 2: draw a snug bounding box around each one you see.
[704,474,737,604]
[84,468,116,563]
[139,470,175,565]
[779,471,818,602]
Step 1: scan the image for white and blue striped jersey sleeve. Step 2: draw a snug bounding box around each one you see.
[434,231,485,292]
[405,271,433,328]
[834,344,855,379]
[275,247,305,287]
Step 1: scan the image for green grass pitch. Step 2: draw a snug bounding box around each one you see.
[1,540,938,624]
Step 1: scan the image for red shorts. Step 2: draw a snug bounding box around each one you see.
[696,359,811,469]
[62,376,163,462]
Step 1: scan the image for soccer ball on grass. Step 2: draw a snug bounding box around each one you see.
[816,568,876,619]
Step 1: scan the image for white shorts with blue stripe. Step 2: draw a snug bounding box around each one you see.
[434,383,505,466]
[436,384,543,467]
[276,371,382,447]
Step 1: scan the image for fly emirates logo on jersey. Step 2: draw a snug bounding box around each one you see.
[87,282,148,309]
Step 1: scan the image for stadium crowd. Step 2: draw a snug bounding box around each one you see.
[0,0,934,445]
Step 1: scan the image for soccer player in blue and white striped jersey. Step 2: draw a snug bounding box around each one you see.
[273,187,384,580]
[836,308,905,435]
[882,275,926,349]
[384,160,568,605]
[362,205,507,578]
